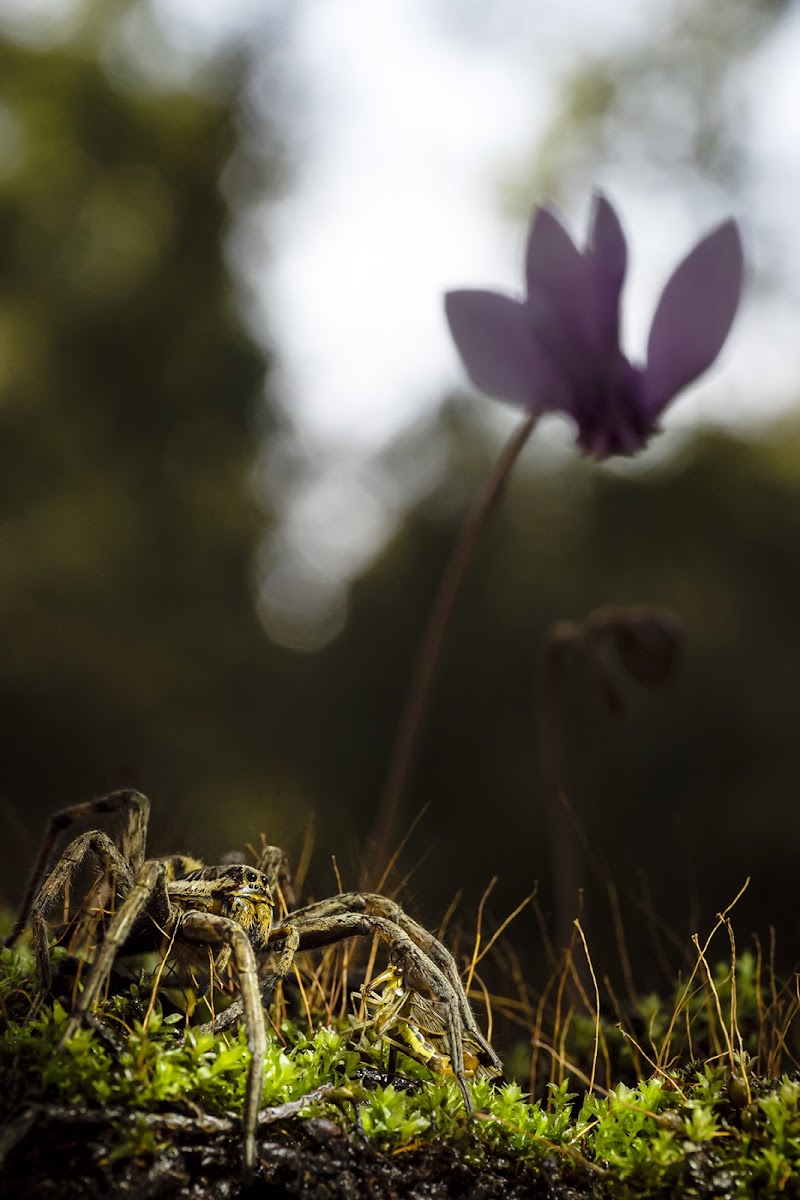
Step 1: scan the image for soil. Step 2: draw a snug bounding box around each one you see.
[0,1105,603,1200]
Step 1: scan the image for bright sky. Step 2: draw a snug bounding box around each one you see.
[8,0,800,449]
[146,0,800,456]
[6,0,800,645]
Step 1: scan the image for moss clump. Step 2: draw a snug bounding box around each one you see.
[3,940,800,1198]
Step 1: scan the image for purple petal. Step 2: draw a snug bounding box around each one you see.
[525,206,593,347]
[445,289,569,411]
[587,192,627,351]
[644,219,744,416]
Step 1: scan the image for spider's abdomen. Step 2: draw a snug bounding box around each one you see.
[169,864,275,950]
[162,854,204,880]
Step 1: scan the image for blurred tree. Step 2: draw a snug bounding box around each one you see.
[0,17,300,885]
[504,0,791,209]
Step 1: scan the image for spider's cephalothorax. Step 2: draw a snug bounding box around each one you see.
[169,863,276,951]
[6,790,502,1181]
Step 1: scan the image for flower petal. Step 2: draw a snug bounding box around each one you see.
[644,219,744,416]
[587,192,627,352]
[445,289,569,411]
[525,205,593,348]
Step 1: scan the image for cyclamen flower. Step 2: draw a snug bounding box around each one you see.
[445,193,744,457]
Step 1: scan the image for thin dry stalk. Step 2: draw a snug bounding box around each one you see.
[574,918,600,1095]
[725,918,748,1079]
[292,961,315,1034]
[140,922,180,1054]
[464,876,497,995]
[373,804,432,896]
[531,891,557,970]
[616,1025,678,1092]
[656,879,749,1067]
[470,968,495,1046]
[302,944,340,1021]
[767,974,800,1077]
[437,889,464,942]
[529,972,556,1096]
[692,932,738,1078]
[769,926,778,1015]
[754,934,766,1067]
[330,855,345,896]
[471,890,536,971]
[503,939,536,1032]
[551,927,581,1085]
[604,975,643,1079]
[294,811,317,896]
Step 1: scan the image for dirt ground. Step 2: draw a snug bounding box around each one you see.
[0,1105,603,1200]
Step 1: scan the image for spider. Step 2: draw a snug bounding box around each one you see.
[5,790,501,1179]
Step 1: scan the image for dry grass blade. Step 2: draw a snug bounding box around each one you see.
[573,918,600,1096]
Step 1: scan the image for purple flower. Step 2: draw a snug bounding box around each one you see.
[445,193,744,457]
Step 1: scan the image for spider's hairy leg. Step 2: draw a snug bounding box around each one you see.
[60,857,171,1041]
[256,845,296,911]
[179,911,266,1183]
[6,790,150,950]
[289,892,502,1078]
[357,893,502,1077]
[387,923,470,1109]
[278,908,474,1110]
[188,865,290,1037]
[266,922,300,980]
[25,830,134,1014]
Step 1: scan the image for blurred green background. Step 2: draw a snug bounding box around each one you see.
[1,0,798,1002]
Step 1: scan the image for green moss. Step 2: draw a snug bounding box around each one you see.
[3,941,800,1198]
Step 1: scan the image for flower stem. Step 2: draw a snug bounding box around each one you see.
[366,412,539,886]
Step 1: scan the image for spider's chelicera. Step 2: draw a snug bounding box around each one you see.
[5,791,501,1179]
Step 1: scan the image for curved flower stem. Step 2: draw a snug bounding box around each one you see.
[366,412,539,886]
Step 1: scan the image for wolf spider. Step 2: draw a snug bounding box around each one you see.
[6,791,501,1179]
